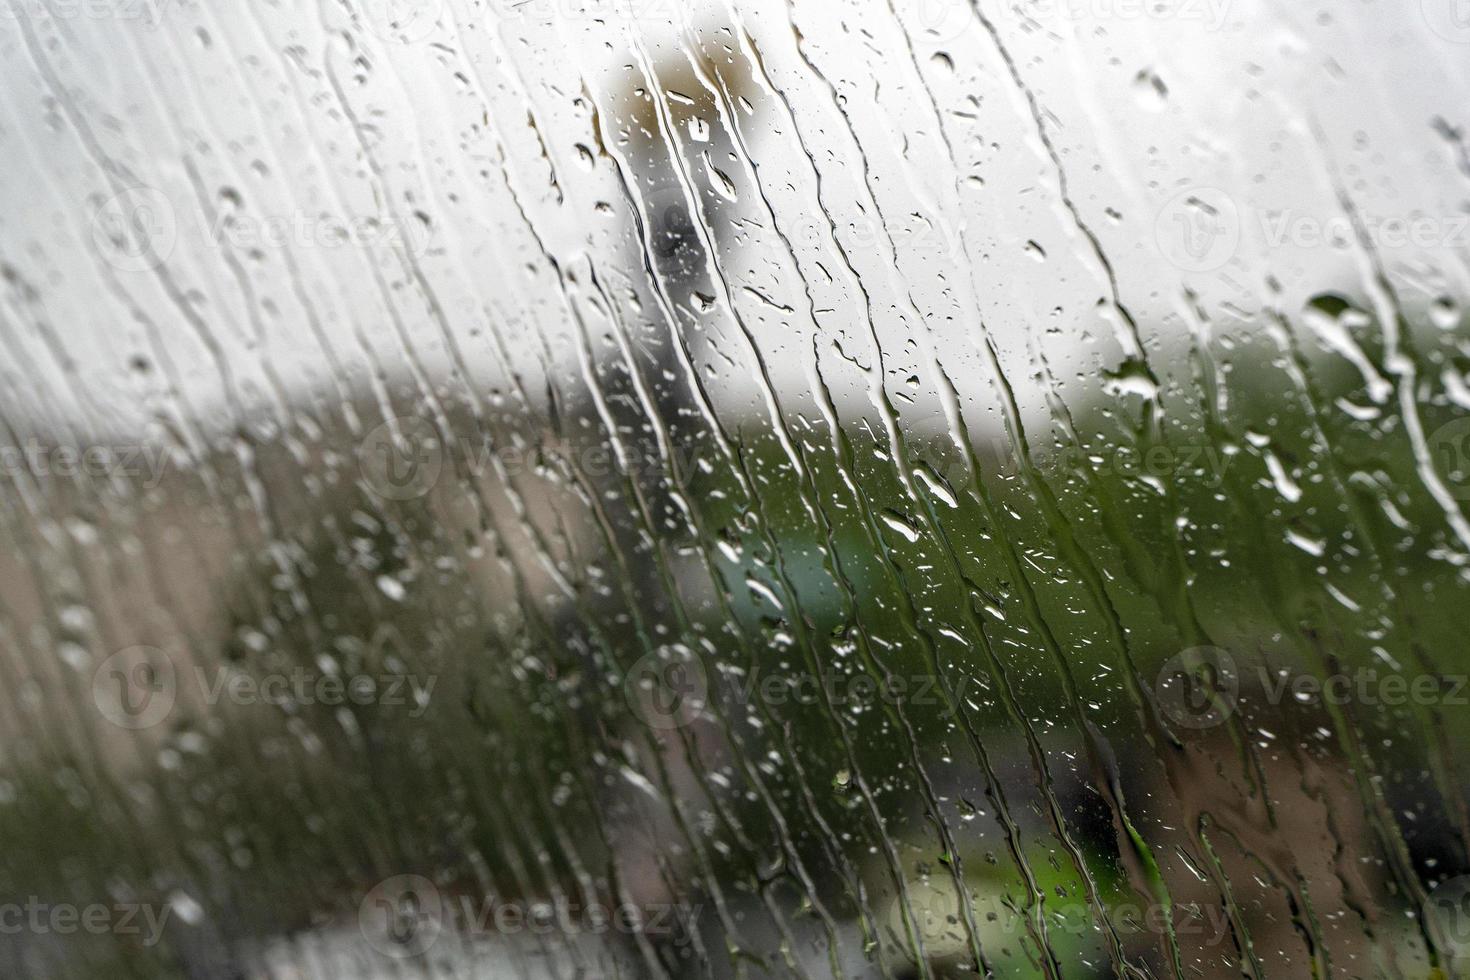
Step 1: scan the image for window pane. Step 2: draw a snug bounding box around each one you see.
[2,1,1469,977]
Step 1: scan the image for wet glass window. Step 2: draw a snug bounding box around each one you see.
[3,0,1470,977]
